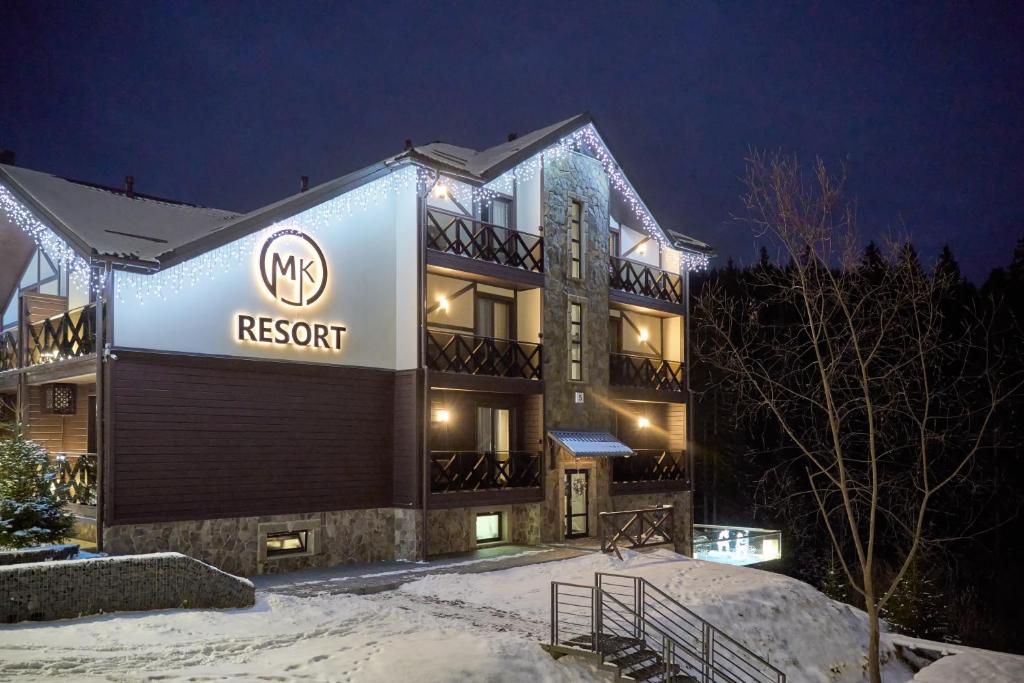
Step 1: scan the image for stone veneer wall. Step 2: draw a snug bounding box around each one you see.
[427,503,542,555]
[106,507,422,576]
[540,150,614,542]
[611,490,693,556]
[0,552,254,623]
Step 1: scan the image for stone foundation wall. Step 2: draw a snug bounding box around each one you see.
[106,507,420,576]
[0,552,254,623]
[610,490,693,555]
[427,503,543,556]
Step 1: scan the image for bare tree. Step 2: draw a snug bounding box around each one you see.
[695,152,1023,681]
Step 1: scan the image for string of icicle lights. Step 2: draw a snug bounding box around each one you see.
[0,185,104,294]
[3,123,710,305]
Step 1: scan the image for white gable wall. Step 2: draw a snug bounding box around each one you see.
[113,176,419,371]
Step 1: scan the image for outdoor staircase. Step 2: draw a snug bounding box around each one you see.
[545,572,786,683]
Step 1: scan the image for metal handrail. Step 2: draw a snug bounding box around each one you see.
[595,572,786,683]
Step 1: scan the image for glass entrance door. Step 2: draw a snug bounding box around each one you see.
[564,469,590,538]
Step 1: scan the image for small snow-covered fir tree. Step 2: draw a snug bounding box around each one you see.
[821,553,849,603]
[0,425,75,548]
[880,561,946,640]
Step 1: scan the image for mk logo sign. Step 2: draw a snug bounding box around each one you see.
[259,229,328,307]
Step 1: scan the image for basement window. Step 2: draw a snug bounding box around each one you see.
[265,530,309,557]
[476,512,503,544]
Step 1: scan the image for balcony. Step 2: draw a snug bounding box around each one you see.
[426,329,542,381]
[609,256,683,306]
[430,450,542,493]
[53,452,97,507]
[0,303,96,372]
[609,353,684,394]
[612,449,690,489]
[426,209,543,274]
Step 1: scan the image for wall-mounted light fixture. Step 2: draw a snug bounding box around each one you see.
[435,408,451,424]
[437,296,449,313]
[432,184,449,199]
[637,416,650,429]
[638,329,649,343]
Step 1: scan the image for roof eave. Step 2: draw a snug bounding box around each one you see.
[152,159,406,270]
[0,165,98,264]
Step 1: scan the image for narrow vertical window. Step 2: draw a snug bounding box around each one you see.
[569,199,583,279]
[569,301,584,381]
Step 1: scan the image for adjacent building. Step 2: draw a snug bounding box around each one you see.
[0,114,712,575]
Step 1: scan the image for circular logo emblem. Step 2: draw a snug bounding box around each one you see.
[259,229,328,307]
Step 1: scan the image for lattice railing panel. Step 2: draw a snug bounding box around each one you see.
[426,210,543,273]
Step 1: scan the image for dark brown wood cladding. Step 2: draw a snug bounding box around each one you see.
[109,351,402,524]
[392,369,421,507]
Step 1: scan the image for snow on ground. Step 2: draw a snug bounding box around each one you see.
[0,547,1015,682]
[404,548,909,683]
[0,589,608,682]
[911,649,1024,682]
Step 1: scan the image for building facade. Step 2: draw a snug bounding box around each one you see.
[0,114,712,575]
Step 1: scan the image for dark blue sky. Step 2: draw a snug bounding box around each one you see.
[3,1,1021,282]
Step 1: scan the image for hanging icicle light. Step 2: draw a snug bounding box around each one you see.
[2,123,707,307]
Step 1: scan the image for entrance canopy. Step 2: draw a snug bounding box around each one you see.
[548,430,634,458]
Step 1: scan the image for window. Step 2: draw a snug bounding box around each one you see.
[475,296,512,339]
[568,199,583,279]
[266,530,309,557]
[609,229,620,258]
[569,301,584,381]
[476,512,503,544]
[481,197,511,228]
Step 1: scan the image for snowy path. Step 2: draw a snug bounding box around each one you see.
[1,548,1020,682]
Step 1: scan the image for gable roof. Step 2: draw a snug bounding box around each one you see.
[407,114,590,181]
[0,164,239,263]
[0,113,712,271]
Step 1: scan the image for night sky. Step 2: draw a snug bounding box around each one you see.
[3,2,1021,282]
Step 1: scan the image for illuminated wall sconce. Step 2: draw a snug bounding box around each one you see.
[437,296,449,313]
[637,416,650,429]
[435,408,451,424]
[637,242,647,255]
[638,329,649,343]
[432,184,449,199]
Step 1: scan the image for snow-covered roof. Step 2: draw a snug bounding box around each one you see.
[410,114,587,180]
[548,430,635,458]
[0,164,240,262]
[0,113,712,270]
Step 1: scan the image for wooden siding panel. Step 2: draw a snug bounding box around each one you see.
[25,382,93,453]
[109,352,396,525]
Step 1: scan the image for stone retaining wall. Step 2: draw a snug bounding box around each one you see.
[0,552,255,623]
[106,507,420,576]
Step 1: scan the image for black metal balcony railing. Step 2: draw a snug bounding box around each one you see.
[612,449,690,487]
[609,256,683,305]
[54,453,97,506]
[426,209,544,273]
[609,352,685,393]
[430,450,542,493]
[25,304,97,367]
[426,329,542,380]
[0,330,16,372]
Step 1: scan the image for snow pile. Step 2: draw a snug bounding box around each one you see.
[403,548,906,683]
[912,649,1024,682]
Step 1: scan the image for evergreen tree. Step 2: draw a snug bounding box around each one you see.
[0,425,75,548]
